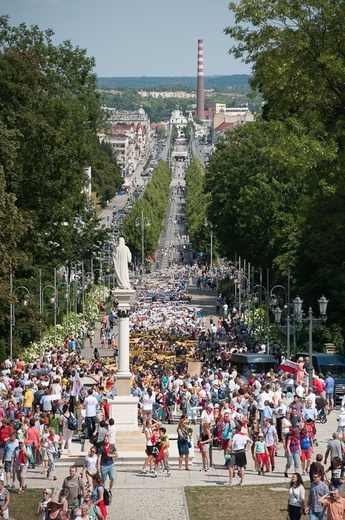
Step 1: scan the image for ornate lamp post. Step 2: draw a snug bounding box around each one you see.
[9,270,30,361]
[39,268,58,357]
[293,295,328,387]
[135,210,150,267]
[204,218,213,269]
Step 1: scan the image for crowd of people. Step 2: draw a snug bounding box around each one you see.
[0,265,344,519]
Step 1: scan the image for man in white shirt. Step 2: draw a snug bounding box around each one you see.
[257,387,270,422]
[225,424,252,486]
[84,389,98,439]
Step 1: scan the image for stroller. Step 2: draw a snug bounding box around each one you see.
[315,396,328,424]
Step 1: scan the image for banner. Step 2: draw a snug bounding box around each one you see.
[279,359,298,374]
[71,371,86,401]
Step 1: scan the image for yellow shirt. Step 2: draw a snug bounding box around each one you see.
[24,389,34,408]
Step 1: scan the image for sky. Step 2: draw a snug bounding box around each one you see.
[2,0,251,78]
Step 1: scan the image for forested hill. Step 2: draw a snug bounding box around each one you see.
[97,75,251,91]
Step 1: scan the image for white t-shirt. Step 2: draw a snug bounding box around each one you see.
[84,395,98,417]
[232,433,250,451]
[85,454,98,472]
[142,393,155,411]
[296,385,304,398]
[257,392,270,410]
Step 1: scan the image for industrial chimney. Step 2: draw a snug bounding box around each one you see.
[196,39,205,120]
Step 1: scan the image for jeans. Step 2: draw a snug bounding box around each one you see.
[285,450,300,470]
[288,504,302,520]
[267,445,275,468]
[330,483,343,494]
[86,416,96,439]
[309,510,325,520]
[47,450,56,476]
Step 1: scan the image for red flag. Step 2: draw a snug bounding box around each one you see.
[279,359,298,374]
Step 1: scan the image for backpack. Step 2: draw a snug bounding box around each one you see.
[67,413,77,431]
[300,434,312,451]
[103,488,111,506]
[190,394,198,407]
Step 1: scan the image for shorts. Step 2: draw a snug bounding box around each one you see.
[202,444,210,453]
[17,465,27,479]
[229,450,247,468]
[300,448,312,461]
[146,445,154,456]
[221,439,230,451]
[101,464,115,481]
[326,392,333,400]
[4,461,11,474]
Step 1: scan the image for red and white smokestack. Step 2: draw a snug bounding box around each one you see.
[196,39,205,120]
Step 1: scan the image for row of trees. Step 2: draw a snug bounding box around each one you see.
[188,0,345,340]
[0,17,122,352]
[121,160,171,262]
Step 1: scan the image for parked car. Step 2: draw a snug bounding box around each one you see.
[230,353,278,377]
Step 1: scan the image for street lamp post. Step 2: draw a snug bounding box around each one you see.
[293,295,328,387]
[270,269,291,358]
[135,210,150,268]
[9,270,30,361]
[204,219,213,269]
[39,268,58,357]
[252,279,270,354]
[57,271,70,335]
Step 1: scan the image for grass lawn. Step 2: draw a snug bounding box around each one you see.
[8,488,42,519]
[185,484,297,520]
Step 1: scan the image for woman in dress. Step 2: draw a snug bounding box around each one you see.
[296,358,307,386]
[81,446,99,490]
[177,416,190,471]
[287,473,305,520]
[92,474,107,518]
[199,422,212,472]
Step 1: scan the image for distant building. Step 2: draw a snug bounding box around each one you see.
[138,91,195,99]
[170,108,193,130]
[99,106,151,176]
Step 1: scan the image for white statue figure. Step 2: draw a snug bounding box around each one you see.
[113,237,132,289]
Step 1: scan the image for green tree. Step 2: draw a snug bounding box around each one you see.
[205,118,332,274]
[224,0,345,332]
[89,139,123,207]
[0,17,116,349]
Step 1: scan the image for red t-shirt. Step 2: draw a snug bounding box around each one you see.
[0,425,14,446]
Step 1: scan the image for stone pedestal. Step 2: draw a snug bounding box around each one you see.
[109,395,139,431]
[114,288,135,396]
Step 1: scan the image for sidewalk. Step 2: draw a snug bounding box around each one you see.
[23,410,340,520]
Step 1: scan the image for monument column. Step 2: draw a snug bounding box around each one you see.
[114,290,135,396]
[109,237,139,433]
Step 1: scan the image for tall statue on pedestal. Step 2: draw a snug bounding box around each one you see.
[113,237,132,290]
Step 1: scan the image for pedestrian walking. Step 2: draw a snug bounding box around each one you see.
[284,428,302,478]
[287,473,305,520]
[318,488,345,520]
[0,478,10,520]
[97,435,117,494]
[305,472,328,519]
